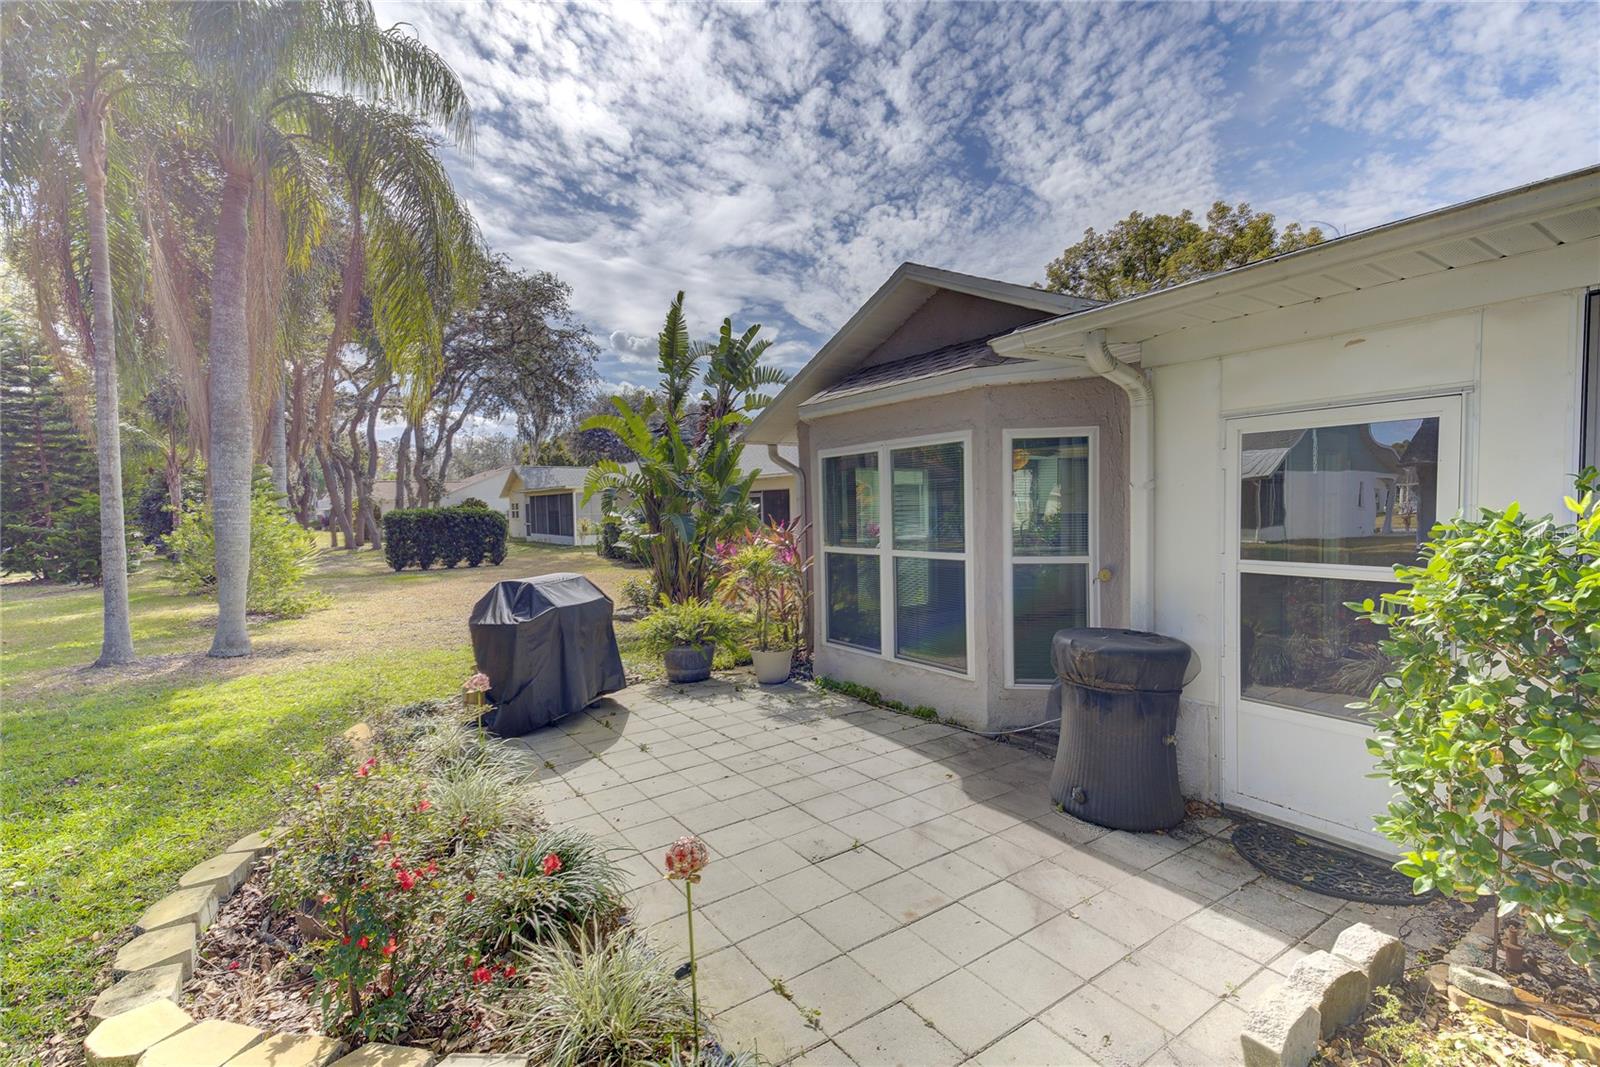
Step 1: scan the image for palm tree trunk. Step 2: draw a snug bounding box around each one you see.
[77,94,134,666]
[206,167,255,657]
[394,424,411,511]
[268,380,288,503]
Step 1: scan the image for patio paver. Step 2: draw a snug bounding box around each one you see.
[506,678,1385,1065]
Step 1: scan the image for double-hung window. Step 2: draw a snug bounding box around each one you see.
[820,436,970,675]
[1006,430,1095,685]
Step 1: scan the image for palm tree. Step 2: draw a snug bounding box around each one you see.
[171,0,475,656]
[1,2,165,665]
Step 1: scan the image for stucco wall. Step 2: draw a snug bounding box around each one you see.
[802,376,1129,731]
[1147,245,1594,809]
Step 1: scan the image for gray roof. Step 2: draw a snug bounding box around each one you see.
[508,465,594,491]
[812,334,1023,401]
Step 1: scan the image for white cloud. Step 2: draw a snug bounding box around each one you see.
[376,0,1600,384]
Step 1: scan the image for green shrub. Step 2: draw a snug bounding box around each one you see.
[457,497,490,509]
[1356,477,1600,978]
[619,576,655,614]
[133,469,203,549]
[480,826,626,951]
[504,930,696,1067]
[2,492,138,584]
[383,506,507,572]
[634,598,744,655]
[166,472,323,617]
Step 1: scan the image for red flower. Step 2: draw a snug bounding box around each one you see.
[503,964,516,978]
[355,757,378,779]
[396,868,417,891]
[229,960,241,971]
[381,937,398,957]
[341,935,351,946]
[376,832,392,847]
[425,860,439,876]
[356,936,370,949]
[464,891,475,903]
[472,965,493,984]
[416,800,432,813]
[541,852,563,876]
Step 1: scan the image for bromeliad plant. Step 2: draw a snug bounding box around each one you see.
[1354,472,1600,978]
[581,292,788,603]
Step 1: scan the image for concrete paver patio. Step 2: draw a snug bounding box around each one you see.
[507,679,1453,1066]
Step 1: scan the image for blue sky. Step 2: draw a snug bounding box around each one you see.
[377,1,1600,396]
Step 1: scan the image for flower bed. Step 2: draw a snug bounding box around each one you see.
[86,696,759,1066]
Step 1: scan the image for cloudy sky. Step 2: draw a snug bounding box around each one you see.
[377,0,1599,391]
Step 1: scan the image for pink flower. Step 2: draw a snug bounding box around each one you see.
[541,852,563,876]
[503,964,516,978]
[663,835,709,883]
[463,672,492,694]
[416,800,432,813]
[229,960,241,971]
[472,965,493,984]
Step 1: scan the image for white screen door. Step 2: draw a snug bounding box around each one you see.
[1223,395,1462,853]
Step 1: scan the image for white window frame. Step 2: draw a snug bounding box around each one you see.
[509,499,520,519]
[815,431,975,680]
[1003,427,1099,689]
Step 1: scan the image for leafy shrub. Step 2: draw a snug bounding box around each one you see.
[715,521,809,651]
[634,598,744,655]
[457,497,491,509]
[619,576,655,614]
[1,493,138,584]
[133,469,203,549]
[383,506,508,572]
[167,472,323,617]
[481,826,626,951]
[504,930,696,1067]
[1356,479,1600,977]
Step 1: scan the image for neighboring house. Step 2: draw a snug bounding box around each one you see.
[439,466,513,515]
[744,445,800,526]
[747,166,1600,854]
[497,466,607,545]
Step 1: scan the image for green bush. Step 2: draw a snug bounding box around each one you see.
[1356,477,1600,978]
[1,493,138,584]
[166,472,323,617]
[383,506,508,572]
[133,469,202,549]
[619,576,655,614]
[633,598,744,655]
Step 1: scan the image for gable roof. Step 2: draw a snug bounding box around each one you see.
[810,333,1024,402]
[746,263,1096,443]
[993,165,1600,361]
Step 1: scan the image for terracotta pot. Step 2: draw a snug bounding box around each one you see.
[751,648,794,685]
[663,642,715,683]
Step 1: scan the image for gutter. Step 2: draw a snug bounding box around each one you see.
[1083,329,1155,631]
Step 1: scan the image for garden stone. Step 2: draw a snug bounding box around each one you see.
[82,1000,192,1066]
[1240,983,1321,1067]
[226,1033,346,1067]
[1449,963,1516,1005]
[138,1018,262,1066]
[226,826,288,854]
[1286,950,1370,1038]
[135,885,219,936]
[331,1044,437,1067]
[88,965,185,1028]
[177,851,255,897]
[113,924,196,979]
[1332,922,1404,991]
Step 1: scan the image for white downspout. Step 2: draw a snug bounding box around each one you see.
[1083,329,1155,631]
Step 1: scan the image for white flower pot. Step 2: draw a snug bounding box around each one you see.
[751,648,794,685]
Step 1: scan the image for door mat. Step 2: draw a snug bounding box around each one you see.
[1231,820,1428,906]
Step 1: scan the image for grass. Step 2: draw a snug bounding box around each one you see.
[0,539,647,1058]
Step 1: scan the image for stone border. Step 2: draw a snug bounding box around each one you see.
[83,717,542,1067]
[1238,921,1405,1067]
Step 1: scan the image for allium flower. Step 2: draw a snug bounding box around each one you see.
[463,672,492,694]
[541,852,563,876]
[664,835,709,884]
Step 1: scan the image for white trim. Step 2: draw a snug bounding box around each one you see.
[1002,427,1100,689]
[1220,392,1466,851]
[798,362,1095,419]
[814,430,976,680]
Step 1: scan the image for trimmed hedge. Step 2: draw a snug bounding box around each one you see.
[383,505,508,572]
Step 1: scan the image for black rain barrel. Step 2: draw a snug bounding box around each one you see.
[1047,628,1197,832]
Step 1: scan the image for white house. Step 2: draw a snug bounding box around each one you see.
[746,166,1600,854]
[496,466,608,545]
[439,466,514,515]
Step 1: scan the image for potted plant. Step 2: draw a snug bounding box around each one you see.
[718,524,809,684]
[636,598,741,683]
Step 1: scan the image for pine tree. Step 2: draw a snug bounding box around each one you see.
[1,312,97,575]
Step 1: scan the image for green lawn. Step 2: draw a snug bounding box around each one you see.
[0,540,645,1059]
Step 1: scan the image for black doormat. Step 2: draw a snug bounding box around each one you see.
[1231,820,1428,906]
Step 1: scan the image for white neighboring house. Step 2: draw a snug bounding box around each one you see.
[746,166,1600,855]
[496,466,610,545]
[439,466,514,515]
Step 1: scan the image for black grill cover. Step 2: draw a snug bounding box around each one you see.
[468,573,625,736]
